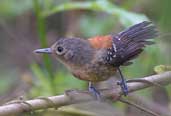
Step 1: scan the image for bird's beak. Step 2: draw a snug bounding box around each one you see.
[34,48,52,54]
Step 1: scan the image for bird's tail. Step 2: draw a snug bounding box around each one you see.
[106,21,158,66]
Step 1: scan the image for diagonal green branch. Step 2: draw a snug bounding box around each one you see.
[0,71,170,116]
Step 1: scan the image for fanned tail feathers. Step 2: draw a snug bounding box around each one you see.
[106,21,158,66]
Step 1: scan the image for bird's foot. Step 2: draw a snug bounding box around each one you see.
[88,85,101,100]
[117,80,128,96]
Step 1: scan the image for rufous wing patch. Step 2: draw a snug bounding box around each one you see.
[88,35,112,49]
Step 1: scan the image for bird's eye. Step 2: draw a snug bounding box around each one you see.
[57,46,63,52]
[56,46,65,55]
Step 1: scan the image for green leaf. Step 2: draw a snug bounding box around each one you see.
[42,0,148,27]
[154,65,171,74]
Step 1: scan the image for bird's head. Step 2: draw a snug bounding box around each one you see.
[34,38,94,68]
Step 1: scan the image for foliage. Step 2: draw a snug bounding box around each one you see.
[33,0,55,94]
[42,0,148,26]
[30,64,85,96]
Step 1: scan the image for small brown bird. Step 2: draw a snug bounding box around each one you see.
[34,21,158,96]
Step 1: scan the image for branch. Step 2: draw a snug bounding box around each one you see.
[0,71,171,116]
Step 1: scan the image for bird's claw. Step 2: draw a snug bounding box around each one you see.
[88,86,101,100]
[117,80,128,96]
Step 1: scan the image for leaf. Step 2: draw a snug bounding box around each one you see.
[42,0,148,27]
[154,65,171,74]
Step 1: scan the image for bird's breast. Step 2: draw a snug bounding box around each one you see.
[71,62,117,82]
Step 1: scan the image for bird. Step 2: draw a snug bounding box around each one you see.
[34,21,158,97]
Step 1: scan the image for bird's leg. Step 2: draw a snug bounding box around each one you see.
[88,82,101,100]
[117,67,128,96]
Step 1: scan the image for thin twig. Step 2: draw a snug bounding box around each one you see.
[118,97,160,116]
[127,94,171,116]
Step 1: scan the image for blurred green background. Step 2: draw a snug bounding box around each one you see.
[0,0,170,116]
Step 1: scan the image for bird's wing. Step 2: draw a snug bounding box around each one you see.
[105,21,158,66]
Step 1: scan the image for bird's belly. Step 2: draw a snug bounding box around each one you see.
[71,64,117,82]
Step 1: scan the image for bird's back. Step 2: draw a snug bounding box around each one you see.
[72,21,158,82]
[88,21,158,67]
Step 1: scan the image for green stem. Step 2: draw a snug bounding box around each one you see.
[33,0,56,94]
